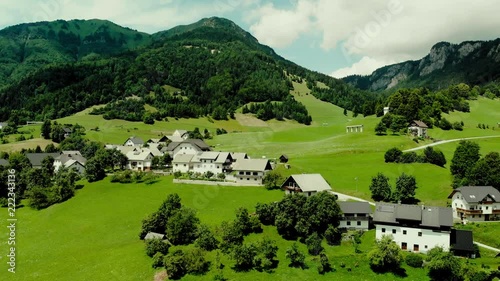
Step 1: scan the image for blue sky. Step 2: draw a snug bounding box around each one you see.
[1,0,499,77]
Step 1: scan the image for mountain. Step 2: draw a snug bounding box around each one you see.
[0,19,151,85]
[343,39,500,91]
[0,17,370,125]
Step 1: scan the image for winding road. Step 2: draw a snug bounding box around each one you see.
[403,135,500,152]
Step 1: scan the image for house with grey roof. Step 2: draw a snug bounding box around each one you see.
[408,120,428,138]
[373,203,453,253]
[26,153,62,168]
[63,127,73,138]
[125,149,154,171]
[54,151,87,174]
[165,139,212,158]
[191,151,233,176]
[172,154,195,173]
[338,201,372,230]
[0,159,9,167]
[448,186,500,222]
[124,136,144,147]
[281,174,332,197]
[230,159,273,185]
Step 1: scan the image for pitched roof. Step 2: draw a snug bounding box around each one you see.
[147,138,160,143]
[144,232,166,240]
[64,159,84,169]
[214,152,232,164]
[410,120,428,128]
[172,154,194,163]
[126,149,153,161]
[56,153,87,166]
[124,136,144,145]
[373,203,452,228]
[26,153,61,167]
[448,186,500,203]
[338,201,372,215]
[0,122,8,127]
[166,139,211,152]
[451,229,474,252]
[281,174,332,192]
[232,159,272,172]
[63,127,73,133]
[231,152,249,162]
[280,154,289,160]
[173,129,188,137]
[0,159,9,166]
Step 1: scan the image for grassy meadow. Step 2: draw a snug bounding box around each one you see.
[0,81,499,280]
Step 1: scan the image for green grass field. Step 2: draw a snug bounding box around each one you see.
[0,82,499,280]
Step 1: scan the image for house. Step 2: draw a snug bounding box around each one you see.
[279,154,289,163]
[373,203,453,253]
[144,232,166,240]
[146,136,170,145]
[230,152,249,162]
[26,153,62,168]
[147,143,164,157]
[165,139,211,158]
[408,120,428,138]
[0,122,8,130]
[448,186,500,222]
[63,127,73,138]
[172,154,195,173]
[125,149,154,171]
[124,136,144,147]
[53,151,87,174]
[230,159,272,184]
[383,107,390,115]
[191,152,233,175]
[450,229,475,258]
[166,129,189,142]
[338,201,372,230]
[281,174,332,197]
[0,159,9,167]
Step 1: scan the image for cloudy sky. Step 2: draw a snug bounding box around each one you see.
[1,0,499,77]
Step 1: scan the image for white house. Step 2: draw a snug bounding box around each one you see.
[408,120,428,138]
[338,201,372,231]
[0,122,8,130]
[165,139,211,158]
[373,203,453,253]
[125,149,153,171]
[448,186,500,222]
[172,154,194,173]
[124,136,144,147]
[230,159,272,184]
[53,151,87,174]
[26,152,62,169]
[281,174,332,197]
[191,152,233,175]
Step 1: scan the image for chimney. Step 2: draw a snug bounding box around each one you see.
[421,204,425,210]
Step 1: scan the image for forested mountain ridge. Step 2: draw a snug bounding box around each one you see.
[0,19,151,86]
[0,17,371,125]
[343,39,500,91]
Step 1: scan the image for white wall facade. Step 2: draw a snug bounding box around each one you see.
[173,162,190,173]
[451,192,500,221]
[127,157,152,171]
[339,219,369,230]
[172,143,200,158]
[192,160,224,175]
[233,170,265,184]
[375,224,450,253]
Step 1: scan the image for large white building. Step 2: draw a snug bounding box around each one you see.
[448,186,500,222]
[229,159,272,184]
[165,139,212,158]
[373,203,453,253]
[191,152,233,175]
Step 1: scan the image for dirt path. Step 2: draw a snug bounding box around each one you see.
[474,241,500,252]
[403,135,500,152]
[329,191,375,206]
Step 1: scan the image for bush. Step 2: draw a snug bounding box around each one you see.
[164,250,187,280]
[400,152,418,163]
[195,224,219,251]
[324,225,341,245]
[452,122,463,131]
[145,238,170,257]
[405,253,423,268]
[317,252,332,274]
[305,232,324,256]
[152,252,165,268]
[438,118,452,130]
[285,243,306,268]
[385,147,403,163]
[255,202,277,225]
[183,248,210,275]
[173,171,182,179]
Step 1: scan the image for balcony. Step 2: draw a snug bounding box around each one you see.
[456,208,482,215]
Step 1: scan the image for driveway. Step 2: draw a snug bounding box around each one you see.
[403,135,500,152]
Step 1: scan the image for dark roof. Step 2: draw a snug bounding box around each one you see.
[0,159,9,166]
[411,120,428,128]
[0,122,8,127]
[451,229,474,252]
[166,139,211,152]
[373,203,452,228]
[448,186,500,203]
[63,127,72,133]
[26,153,61,167]
[338,201,372,215]
[280,154,289,160]
[56,153,87,165]
[124,136,144,145]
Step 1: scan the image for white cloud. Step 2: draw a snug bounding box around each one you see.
[330,56,395,78]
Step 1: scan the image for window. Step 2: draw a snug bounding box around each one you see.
[382,228,386,233]
[413,244,419,252]
[455,203,457,206]
[183,164,186,167]
[175,164,178,167]
[247,178,250,181]
[401,242,407,250]
[347,221,351,226]
[246,172,251,175]
[253,172,258,175]
[425,245,428,249]
[392,229,396,234]
[486,206,489,210]
[418,232,422,237]
[403,230,407,235]
[479,215,482,218]
[240,178,243,180]
[217,166,219,169]
[357,221,361,226]
[472,215,475,218]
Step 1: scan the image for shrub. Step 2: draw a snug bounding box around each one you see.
[145,238,170,257]
[400,152,418,163]
[405,253,423,268]
[285,243,305,268]
[317,252,332,274]
[305,232,324,256]
[255,202,277,225]
[152,252,165,268]
[324,225,341,246]
[183,248,209,275]
[173,171,182,179]
[438,118,452,130]
[384,147,403,163]
[452,122,463,131]
[195,224,219,251]
[164,250,186,280]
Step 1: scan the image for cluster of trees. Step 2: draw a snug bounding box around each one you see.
[41,121,85,143]
[369,172,419,203]
[384,147,446,167]
[450,141,500,189]
[241,96,312,124]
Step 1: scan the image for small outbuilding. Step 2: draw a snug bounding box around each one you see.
[144,232,166,240]
[450,229,475,258]
[279,154,289,163]
[281,174,332,197]
[408,120,428,138]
